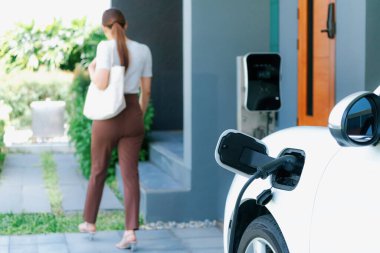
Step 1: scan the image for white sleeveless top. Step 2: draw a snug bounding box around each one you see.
[95,39,153,94]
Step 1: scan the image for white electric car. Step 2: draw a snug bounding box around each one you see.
[215,89,380,253]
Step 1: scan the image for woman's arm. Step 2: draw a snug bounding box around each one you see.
[139,77,152,115]
[88,58,110,90]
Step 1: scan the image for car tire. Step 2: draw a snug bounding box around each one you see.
[237,215,289,253]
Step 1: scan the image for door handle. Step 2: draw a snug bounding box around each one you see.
[321,3,336,39]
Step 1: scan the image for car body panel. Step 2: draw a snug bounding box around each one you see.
[223,126,341,253]
[310,144,380,252]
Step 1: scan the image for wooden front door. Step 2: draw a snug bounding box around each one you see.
[298,0,336,126]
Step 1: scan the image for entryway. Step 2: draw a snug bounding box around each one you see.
[298,0,336,126]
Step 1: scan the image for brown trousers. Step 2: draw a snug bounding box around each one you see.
[83,94,144,230]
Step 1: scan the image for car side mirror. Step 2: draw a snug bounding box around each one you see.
[328,92,380,146]
[215,130,274,176]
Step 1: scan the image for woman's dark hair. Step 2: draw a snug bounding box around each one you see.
[102,8,129,71]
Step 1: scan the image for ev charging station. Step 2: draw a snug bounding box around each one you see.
[237,53,281,138]
[216,53,285,253]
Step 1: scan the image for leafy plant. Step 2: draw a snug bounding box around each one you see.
[0,19,105,72]
[67,68,154,179]
[0,120,5,171]
[0,18,106,128]
[66,69,93,178]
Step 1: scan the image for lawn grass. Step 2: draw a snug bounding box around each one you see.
[41,152,63,215]
[0,211,126,235]
[0,120,5,175]
[0,151,5,175]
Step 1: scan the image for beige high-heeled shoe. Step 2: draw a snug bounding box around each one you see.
[115,232,137,251]
[78,222,96,240]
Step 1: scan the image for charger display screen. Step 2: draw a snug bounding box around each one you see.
[246,54,281,111]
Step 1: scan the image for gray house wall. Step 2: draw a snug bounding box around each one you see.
[187,0,271,220]
[365,0,380,92]
[112,0,183,130]
[335,0,366,101]
[277,0,298,129]
[333,0,380,100]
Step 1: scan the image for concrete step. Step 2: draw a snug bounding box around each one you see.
[148,131,184,159]
[138,162,186,193]
[148,131,190,189]
[116,161,190,222]
[149,143,190,189]
[116,131,194,221]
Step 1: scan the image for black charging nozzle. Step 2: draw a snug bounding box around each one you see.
[256,154,300,179]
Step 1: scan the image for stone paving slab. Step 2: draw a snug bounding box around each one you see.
[181,237,224,250]
[0,237,9,246]
[9,244,38,253]
[171,227,222,238]
[55,154,123,212]
[9,235,36,245]
[0,185,22,213]
[0,154,51,214]
[194,250,224,253]
[60,185,86,211]
[38,243,69,253]
[3,154,40,168]
[22,185,51,213]
[119,229,174,240]
[36,234,66,244]
[0,227,223,253]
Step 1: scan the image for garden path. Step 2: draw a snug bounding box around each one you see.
[0,153,122,214]
[0,152,224,252]
[0,154,50,213]
[0,226,223,253]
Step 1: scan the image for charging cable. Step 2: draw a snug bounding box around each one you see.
[228,155,298,253]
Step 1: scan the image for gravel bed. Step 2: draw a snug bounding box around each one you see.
[141,219,218,230]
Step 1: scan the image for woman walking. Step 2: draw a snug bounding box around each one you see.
[78,8,152,250]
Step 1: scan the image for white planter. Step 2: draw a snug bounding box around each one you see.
[30,100,66,138]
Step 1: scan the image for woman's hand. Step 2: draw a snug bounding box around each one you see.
[139,77,152,116]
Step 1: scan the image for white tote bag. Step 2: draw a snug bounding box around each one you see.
[83,65,126,120]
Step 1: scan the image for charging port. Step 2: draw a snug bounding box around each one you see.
[271,148,305,191]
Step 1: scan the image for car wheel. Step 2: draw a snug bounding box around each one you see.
[237,215,289,253]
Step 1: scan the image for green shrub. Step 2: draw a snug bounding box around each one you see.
[0,19,105,72]
[0,19,105,128]
[67,68,154,179]
[0,120,6,170]
[66,70,93,178]
[0,70,72,128]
